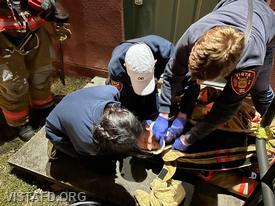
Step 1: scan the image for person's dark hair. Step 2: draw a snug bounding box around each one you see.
[93,103,143,155]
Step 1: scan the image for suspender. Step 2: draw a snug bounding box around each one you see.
[244,0,253,45]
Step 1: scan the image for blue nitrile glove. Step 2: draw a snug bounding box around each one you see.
[152,115,168,143]
[172,136,189,152]
[166,117,186,142]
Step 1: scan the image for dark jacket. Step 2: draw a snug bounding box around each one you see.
[45,85,120,157]
[159,0,275,144]
[108,35,175,120]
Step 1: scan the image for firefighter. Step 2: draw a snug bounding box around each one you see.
[152,0,275,151]
[0,0,71,141]
[107,35,175,120]
[45,85,160,159]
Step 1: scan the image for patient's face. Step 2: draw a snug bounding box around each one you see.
[136,123,161,151]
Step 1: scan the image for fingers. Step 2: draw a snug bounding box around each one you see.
[165,128,176,143]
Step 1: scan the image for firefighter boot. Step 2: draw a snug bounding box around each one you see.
[16,123,36,141]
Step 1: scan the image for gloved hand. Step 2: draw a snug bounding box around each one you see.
[152,115,168,143]
[166,117,186,142]
[172,135,190,152]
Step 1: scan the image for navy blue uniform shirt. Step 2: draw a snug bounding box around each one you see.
[45,85,120,157]
[159,0,275,144]
[108,35,175,120]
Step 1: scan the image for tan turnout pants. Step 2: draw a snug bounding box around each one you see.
[0,27,53,126]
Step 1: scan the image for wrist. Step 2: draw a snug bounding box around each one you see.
[180,135,191,146]
[159,113,169,119]
[149,121,155,130]
[177,112,187,120]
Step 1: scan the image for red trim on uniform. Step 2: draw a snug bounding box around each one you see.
[217,155,231,163]
[269,159,275,166]
[216,156,222,163]
[3,109,29,121]
[215,149,230,155]
[205,171,215,181]
[247,179,256,196]
[215,150,231,163]
[199,88,209,103]
[238,177,247,196]
[31,95,53,107]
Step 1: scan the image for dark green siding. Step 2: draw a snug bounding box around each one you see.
[124,0,219,43]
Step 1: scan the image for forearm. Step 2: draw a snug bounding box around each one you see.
[186,121,218,144]
[159,61,174,114]
[159,62,188,114]
[159,112,169,118]
[179,79,200,117]
[186,95,243,144]
[159,41,190,114]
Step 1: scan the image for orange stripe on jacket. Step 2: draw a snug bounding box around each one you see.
[247,179,256,196]
[0,16,44,31]
[31,95,53,107]
[3,109,29,121]
[238,177,247,196]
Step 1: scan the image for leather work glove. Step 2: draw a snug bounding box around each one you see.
[172,135,190,152]
[55,23,72,41]
[166,117,186,143]
[152,115,168,144]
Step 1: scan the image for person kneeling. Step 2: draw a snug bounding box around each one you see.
[45,85,160,160]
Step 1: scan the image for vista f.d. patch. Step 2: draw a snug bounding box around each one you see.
[231,70,256,95]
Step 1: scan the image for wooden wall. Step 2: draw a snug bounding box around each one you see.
[53,0,124,77]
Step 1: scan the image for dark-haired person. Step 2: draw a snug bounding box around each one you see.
[152,0,275,151]
[108,35,175,120]
[45,85,160,159]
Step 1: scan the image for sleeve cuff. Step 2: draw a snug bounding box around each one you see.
[159,106,170,114]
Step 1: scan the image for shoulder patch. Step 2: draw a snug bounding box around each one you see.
[231,70,256,95]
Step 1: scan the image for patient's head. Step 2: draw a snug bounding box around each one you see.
[93,105,161,156]
[93,103,143,155]
[136,120,161,151]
